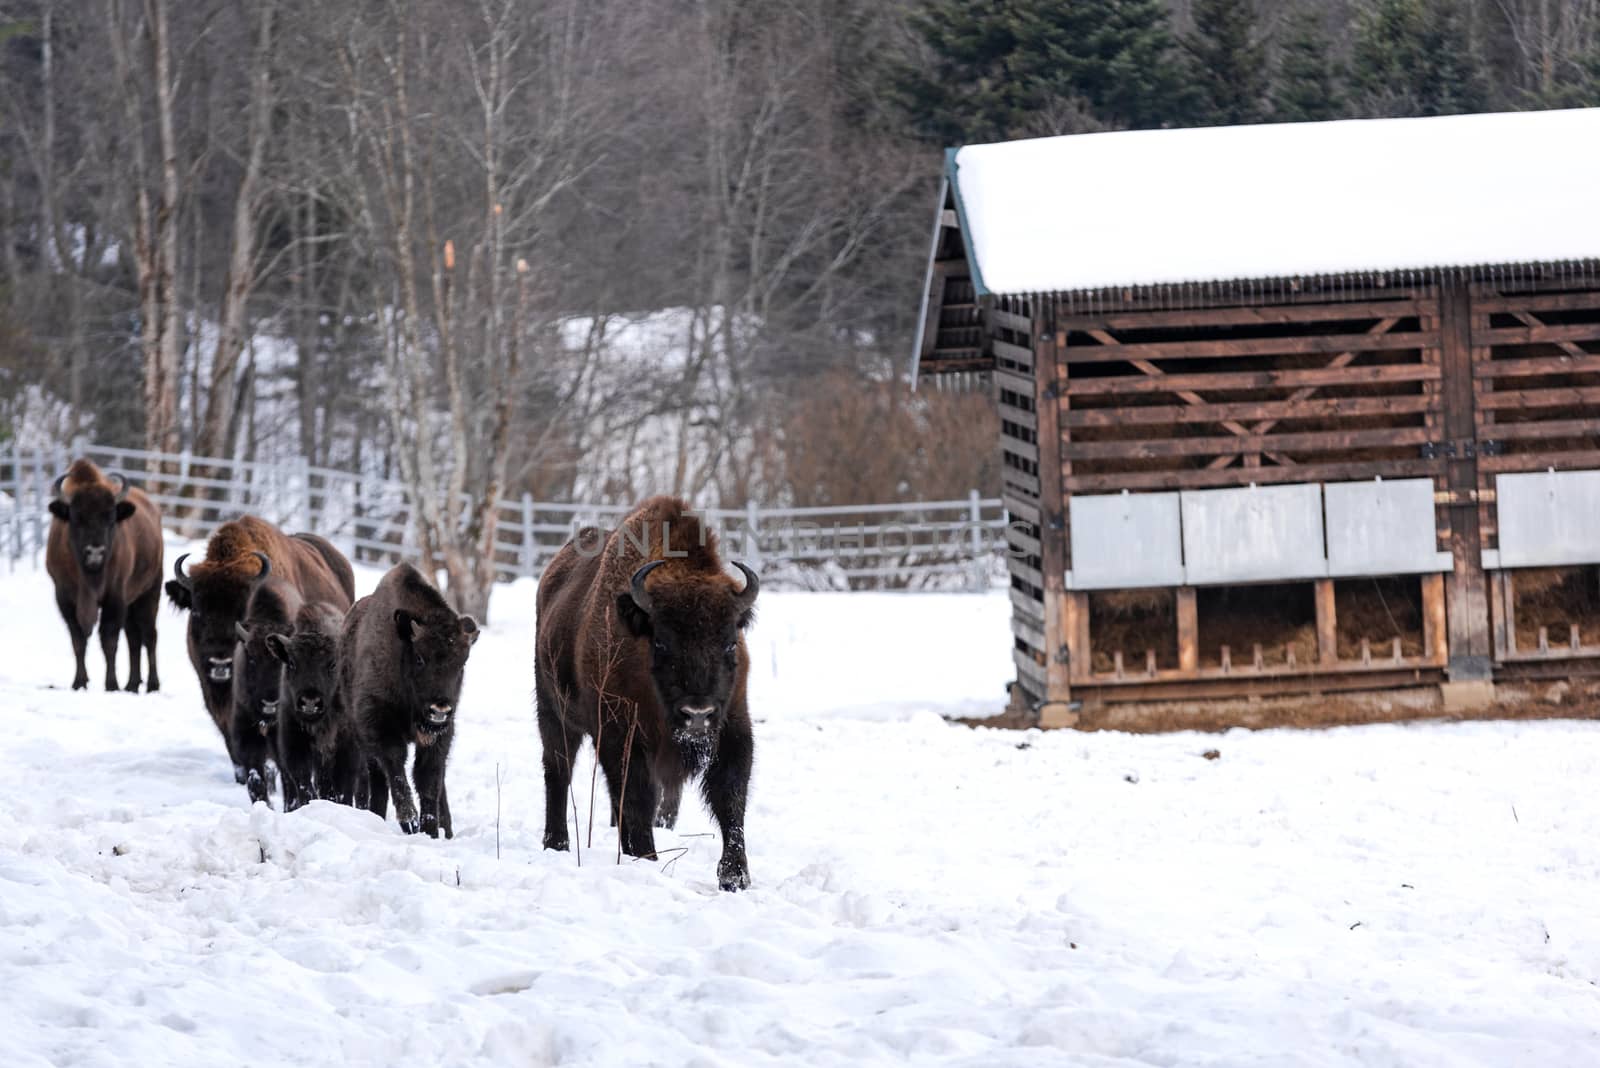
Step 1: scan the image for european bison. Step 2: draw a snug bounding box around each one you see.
[46,459,165,692]
[166,517,355,788]
[535,496,758,892]
[341,563,478,837]
[267,601,363,810]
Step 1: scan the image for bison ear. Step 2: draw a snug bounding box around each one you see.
[394,609,418,643]
[48,500,70,521]
[115,500,136,523]
[264,633,292,665]
[615,591,651,637]
[165,579,193,611]
[459,615,480,644]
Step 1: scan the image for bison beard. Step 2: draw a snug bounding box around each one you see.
[45,459,165,694]
[534,496,758,892]
[340,563,479,838]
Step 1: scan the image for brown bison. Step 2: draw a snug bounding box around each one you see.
[267,601,363,810]
[165,517,355,792]
[340,563,478,837]
[535,496,758,892]
[46,459,165,692]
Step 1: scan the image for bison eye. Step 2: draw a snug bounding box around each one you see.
[414,653,425,669]
[652,640,668,658]
[723,641,737,658]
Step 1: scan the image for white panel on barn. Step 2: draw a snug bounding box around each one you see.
[1181,483,1325,585]
[1324,478,1452,577]
[1066,491,1184,590]
[1492,469,1600,569]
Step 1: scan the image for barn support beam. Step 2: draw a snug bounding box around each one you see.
[1036,314,1076,726]
[1439,278,1494,681]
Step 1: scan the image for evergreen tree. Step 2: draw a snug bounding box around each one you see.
[898,0,1196,145]
[1351,0,1488,117]
[1270,7,1346,123]
[1184,0,1269,126]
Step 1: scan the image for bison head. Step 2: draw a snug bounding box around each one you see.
[266,626,340,725]
[234,616,290,734]
[394,607,479,740]
[617,560,758,751]
[168,551,271,688]
[48,471,135,574]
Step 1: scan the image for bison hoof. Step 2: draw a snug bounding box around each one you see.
[146,679,160,693]
[542,833,569,852]
[232,764,249,785]
[123,679,141,693]
[717,858,750,893]
[72,677,88,691]
[420,815,440,839]
[398,817,421,834]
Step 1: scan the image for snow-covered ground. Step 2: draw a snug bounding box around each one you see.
[2,548,1599,1066]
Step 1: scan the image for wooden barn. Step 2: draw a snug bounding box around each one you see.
[913,108,1600,723]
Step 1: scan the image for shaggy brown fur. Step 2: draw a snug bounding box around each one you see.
[535,496,757,891]
[46,459,164,692]
[167,516,356,787]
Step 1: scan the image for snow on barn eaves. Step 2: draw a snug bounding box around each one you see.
[944,107,1600,297]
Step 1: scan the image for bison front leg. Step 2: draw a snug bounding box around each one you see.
[605,734,658,861]
[413,733,451,840]
[535,681,582,851]
[702,716,754,892]
[55,591,91,690]
[231,706,274,808]
[656,778,683,830]
[97,598,126,692]
[378,741,420,833]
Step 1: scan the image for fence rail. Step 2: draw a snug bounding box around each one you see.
[0,442,1009,590]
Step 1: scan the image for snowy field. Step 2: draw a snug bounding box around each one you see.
[2,544,1600,1067]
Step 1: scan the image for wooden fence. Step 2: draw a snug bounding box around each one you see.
[0,442,1009,590]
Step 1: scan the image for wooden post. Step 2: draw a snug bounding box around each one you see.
[520,493,535,577]
[1422,572,1448,664]
[1036,314,1071,705]
[1315,578,1338,665]
[1064,591,1091,683]
[1438,277,1493,679]
[1177,586,1199,673]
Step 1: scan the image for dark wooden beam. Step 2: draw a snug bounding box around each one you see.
[1062,393,1434,427]
[1056,298,1428,332]
[1061,425,1432,461]
[1063,458,1445,493]
[1061,330,1432,364]
[1064,363,1439,396]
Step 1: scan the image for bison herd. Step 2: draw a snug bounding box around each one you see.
[46,463,759,890]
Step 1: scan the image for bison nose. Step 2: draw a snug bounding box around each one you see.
[297,694,324,716]
[207,657,233,682]
[676,704,715,734]
[260,698,279,718]
[427,702,453,725]
[82,545,106,568]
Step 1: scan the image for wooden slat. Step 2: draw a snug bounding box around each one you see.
[1010,560,1044,588]
[1061,330,1433,364]
[1003,470,1041,495]
[1478,449,1600,473]
[1477,385,1600,410]
[1062,393,1434,428]
[993,368,1034,397]
[1011,614,1045,649]
[1474,354,1600,379]
[997,402,1037,430]
[1002,493,1040,525]
[1479,419,1600,443]
[1472,291,1600,314]
[1056,298,1428,332]
[991,308,1031,334]
[1176,587,1198,673]
[1001,440,1038,464]
[992,339,1035,369]
[1064,458,1444,493]
[1064,363,1439,396]
[1010,587,1044,619]
[1062,426,1431,461]
[1006,527,1042,557]
[1476,322,1600,346]
[1012,647,1047,685]
[1315,579,1338,665]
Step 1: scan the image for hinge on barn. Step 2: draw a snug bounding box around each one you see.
[1478,439,1503,457]
[1055,644,1071,666]
[1047,510,1064,532]
[1419,441,1454,460]
[1421,438,1492,460]
[1041,379,1062,401]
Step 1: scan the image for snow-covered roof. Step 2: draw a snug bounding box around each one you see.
[945,108,1600,296]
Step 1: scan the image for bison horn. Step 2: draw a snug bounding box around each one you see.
[173,553,193,589]
[731,561,759,610]
[50,473,67,501]
[105,471,129,499]
[251,551,271,584]
[629,559,666,613]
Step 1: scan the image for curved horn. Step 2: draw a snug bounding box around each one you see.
[50,474,67,500]
[731,561,759,610]
[105,471,128,500]
[629,560,666,613]
[173,553,192,589]
[251,551,271,585]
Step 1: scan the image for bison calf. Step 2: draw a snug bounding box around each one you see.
[535,496,757,891]
[341,563,478,838]
[268,603,363,810]
[46,460,164,692]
